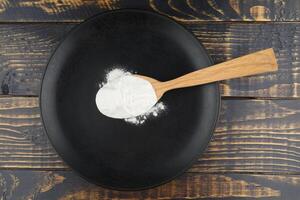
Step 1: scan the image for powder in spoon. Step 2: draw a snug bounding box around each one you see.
[96,68,166,124]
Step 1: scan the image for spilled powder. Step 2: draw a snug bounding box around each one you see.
[96,68,166,125]
[125,102,166,125]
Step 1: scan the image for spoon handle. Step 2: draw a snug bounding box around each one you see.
[162,48,278,91]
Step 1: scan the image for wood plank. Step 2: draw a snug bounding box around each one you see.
[194,99,300,173]
[0,0,297,22]
[1,97,300,173]
[0,23,298,98]
[191,22,300,98]
[0,24,72,96]
[0,97,65,169]
[1,170,299,199]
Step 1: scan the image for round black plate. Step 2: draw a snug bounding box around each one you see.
[41,9,220,190]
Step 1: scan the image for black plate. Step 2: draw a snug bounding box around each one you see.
[40,9,220,190]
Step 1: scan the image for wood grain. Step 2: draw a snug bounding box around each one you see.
[0,97,65,169]
[194,99,300,173]
[1,170,300,199]
[0,24,72,96]
[1,97,300,173]
[0,23,298,98]
[0,0,296,22]
[191,22,300,97]
[0,1,298,199]
[1,170,299,199]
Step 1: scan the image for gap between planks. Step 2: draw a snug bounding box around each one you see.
[3,95,300,101]
[0,20,300,24]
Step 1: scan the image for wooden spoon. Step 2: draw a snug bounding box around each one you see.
[138,48,278,100]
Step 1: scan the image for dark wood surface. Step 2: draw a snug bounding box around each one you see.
[0,0,298,22]
[0,0,299,199]
[1,170,299,200]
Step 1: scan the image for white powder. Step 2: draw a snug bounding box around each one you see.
[125,102,166,125]
[106,68,130,81]
[96,69,166,124]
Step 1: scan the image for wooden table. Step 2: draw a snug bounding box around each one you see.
[1,0,300,199]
